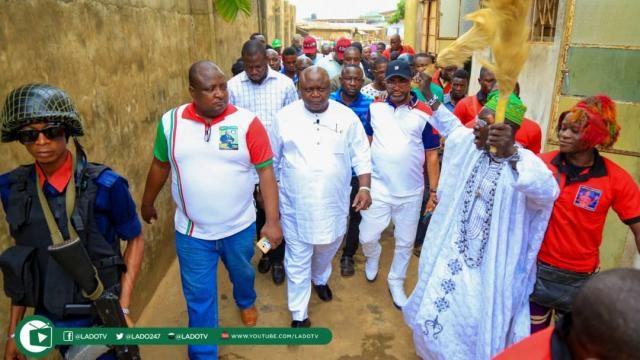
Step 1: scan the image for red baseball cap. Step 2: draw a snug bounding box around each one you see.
[335,37,352,60]
[303,36,317,54]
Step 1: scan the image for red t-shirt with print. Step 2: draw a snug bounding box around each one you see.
[537,150,640,272]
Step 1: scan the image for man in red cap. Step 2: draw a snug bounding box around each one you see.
[318,37,353,79]
[302,36,321,64]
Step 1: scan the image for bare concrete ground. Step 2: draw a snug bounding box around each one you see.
[137,227,421,359]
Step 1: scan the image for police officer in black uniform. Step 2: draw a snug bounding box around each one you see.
[0,84,145,359]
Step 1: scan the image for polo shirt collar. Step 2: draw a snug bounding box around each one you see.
[335,88,363,106]
[36,150,72,192]
[182,102,238,126]
[385,91,418,109]
[280,67,297,82]
[551,149,607,185]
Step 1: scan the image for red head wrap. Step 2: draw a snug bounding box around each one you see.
[558,95,620,149]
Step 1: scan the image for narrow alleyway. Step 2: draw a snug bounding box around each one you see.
[137,227,421,359]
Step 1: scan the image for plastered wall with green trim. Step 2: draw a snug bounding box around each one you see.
[0,0,291,349]
[553,0,640,269]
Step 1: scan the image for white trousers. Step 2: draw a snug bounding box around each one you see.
[284,236,343,321]
[359,195,422,287]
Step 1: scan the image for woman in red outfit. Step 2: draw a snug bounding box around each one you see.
[530,95,640,333]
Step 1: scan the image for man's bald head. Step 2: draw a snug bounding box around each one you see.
[341,64,363,78]
[292,34,303,48]
[390,34,402,51]
[340,65,365,97]
[299,66,330,87]
[266,49,281,71]
[296,55,313,74]
[188,60,228,118]
[189,60,223,87]
[569,269,640,359]
[298,66,330,113]
[342,47,361,66]
[321,42,331,55]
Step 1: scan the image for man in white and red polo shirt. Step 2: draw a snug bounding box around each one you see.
[141,61,282,360]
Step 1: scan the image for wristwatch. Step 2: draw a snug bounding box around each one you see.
[426,95,439,107]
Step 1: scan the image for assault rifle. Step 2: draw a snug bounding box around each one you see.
[48,238,141,360]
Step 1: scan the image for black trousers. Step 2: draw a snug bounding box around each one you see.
[341,177,361,258]
[415,150,443,248]
[255,189,285,263]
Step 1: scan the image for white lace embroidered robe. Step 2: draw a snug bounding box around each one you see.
[402,106,559,360]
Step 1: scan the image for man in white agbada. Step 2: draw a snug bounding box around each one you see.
[271,66,372,327]
[402,89,560,359]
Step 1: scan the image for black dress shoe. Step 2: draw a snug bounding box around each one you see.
[313,284,333,302]
[291,318,311,328]
[258,255,271,274]
[271,263,285,285]
[340,256,355,277]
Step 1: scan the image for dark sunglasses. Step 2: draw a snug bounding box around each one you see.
[17,125,66,144]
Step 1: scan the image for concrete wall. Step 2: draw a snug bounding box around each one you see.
[0,0,293,347]
[261,0,294,48]
[557,0,640,269]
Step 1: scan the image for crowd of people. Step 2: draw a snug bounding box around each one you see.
[1,31,639,360]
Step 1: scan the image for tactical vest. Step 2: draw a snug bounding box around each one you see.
[5,162,124,318]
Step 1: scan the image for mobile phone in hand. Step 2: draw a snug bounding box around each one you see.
[256,237,272,254]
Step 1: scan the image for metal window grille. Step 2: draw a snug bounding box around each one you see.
[529,0,559,42]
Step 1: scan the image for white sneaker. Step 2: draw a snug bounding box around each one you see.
[389,284,408,309]
[364,256,379,282]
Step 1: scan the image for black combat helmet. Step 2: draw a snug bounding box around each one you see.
[0,83,84,142]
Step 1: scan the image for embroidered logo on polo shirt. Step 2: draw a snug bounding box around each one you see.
[219,126,239,150]
[574,185,601,212]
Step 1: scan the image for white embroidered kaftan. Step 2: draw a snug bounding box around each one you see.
[402,106,559,359]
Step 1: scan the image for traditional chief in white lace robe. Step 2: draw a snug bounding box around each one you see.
[403,105,559,359]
